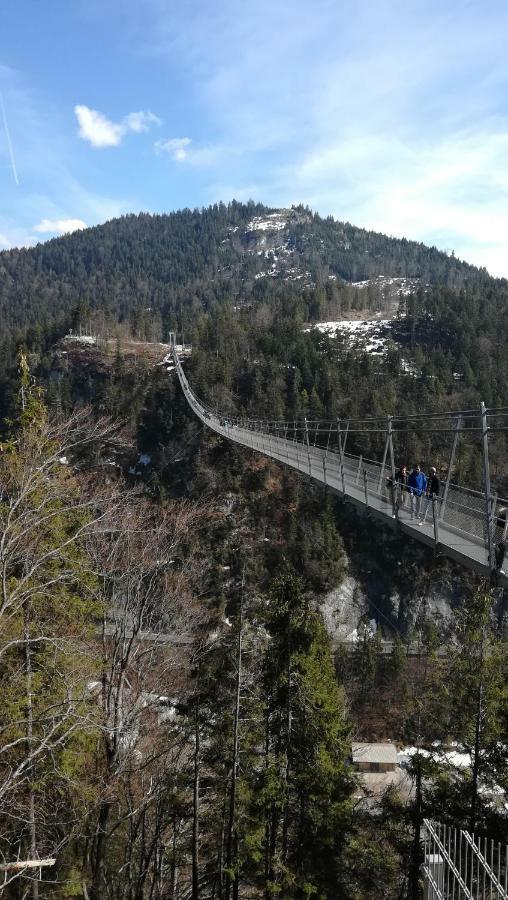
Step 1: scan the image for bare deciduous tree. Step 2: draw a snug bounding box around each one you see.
[83,495,211,900]
[0,406,134,893]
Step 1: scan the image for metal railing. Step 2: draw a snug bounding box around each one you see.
[423,819,508,899]
[168,339,508,578]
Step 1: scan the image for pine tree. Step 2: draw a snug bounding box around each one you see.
[442,588,508,833]
[258,568,353,898]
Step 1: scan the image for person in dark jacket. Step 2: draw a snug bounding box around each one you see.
[420,466,440,524]
[387,464,408,512]
[397,464,409,507]
[408,464,427,521]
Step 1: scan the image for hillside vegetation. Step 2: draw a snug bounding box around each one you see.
[1,203,508,898]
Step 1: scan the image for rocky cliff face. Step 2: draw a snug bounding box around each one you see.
[321,500,476,644]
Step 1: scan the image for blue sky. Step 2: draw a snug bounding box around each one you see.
[1,0,508,275]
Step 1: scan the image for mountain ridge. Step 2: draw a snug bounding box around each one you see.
[1,199,506,421]
[0,200,496,345]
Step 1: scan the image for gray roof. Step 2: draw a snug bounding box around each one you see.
[352,742,398,765]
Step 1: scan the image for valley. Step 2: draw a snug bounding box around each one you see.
[1,202,507,899]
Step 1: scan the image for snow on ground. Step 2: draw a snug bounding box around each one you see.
[305,319,393,354]
[401,359,420,377]
[246,213,288,232]
[160,346,191,367]
[64,334,97,345]
[397,745,506,800]
[351,276,418,296]
[398,745,472,769]
[310,319,392,334]
[255,264,313,284]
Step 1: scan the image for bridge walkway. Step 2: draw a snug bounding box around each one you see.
[170,348,508,586]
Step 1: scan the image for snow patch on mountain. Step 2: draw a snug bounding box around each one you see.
[305,319,393,354]
[351,275,418,296]
[246,213,288,232]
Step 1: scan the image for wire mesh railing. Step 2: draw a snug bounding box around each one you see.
[169,341,508,577]
[423,819,508,899]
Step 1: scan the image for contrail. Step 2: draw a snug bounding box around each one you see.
[0,90,19,186]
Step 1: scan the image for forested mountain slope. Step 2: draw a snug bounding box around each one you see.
[0,200,492,337]
[2,200,507,424]
[2,206,508,897]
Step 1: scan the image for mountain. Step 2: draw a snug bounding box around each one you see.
[1,200,507,428]
[0,201,493,337]
[2,213,508,897]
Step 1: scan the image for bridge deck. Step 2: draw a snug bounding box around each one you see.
[172,352,507,585]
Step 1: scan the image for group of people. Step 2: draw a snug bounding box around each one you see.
[388,464,507,574]
[387,463,440,525]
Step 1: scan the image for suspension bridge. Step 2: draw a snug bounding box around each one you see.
[168,338,508,586]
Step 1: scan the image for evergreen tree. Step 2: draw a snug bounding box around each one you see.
[258,568,353,898]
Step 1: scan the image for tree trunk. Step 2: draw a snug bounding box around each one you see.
[225,589,242,900]
[213,800,227,900]
[24,602,39,900]
[263,708,272,900]
[90,800,112,900]
[408,756,422,900]
[192,699,200,900]
[470,627,485,832]
[281,620,292,865]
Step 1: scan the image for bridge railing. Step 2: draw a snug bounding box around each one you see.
[423,819,508,899]
[169,345,508,574]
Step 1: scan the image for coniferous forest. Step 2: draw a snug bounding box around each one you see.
[1,203,508,898]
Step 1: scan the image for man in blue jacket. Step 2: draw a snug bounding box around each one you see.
[408,464,427,521]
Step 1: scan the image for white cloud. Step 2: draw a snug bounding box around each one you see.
[0,224,36,251]
[124,110,161,132]
[75,105,124,147]
[33,218,87,235]
[155,137,192,161]
[154,138,229,166]
[270,127,508,277]
[130,0,508,275]
[75,105,161,148]
[0,70,136,252]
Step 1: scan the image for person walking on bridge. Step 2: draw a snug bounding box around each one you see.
[387,464,408,515]
[396,464,408,508]
[408,464,427,521]
[420,466,440,524]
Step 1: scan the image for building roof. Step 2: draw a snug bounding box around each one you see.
[352,742,398,765]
